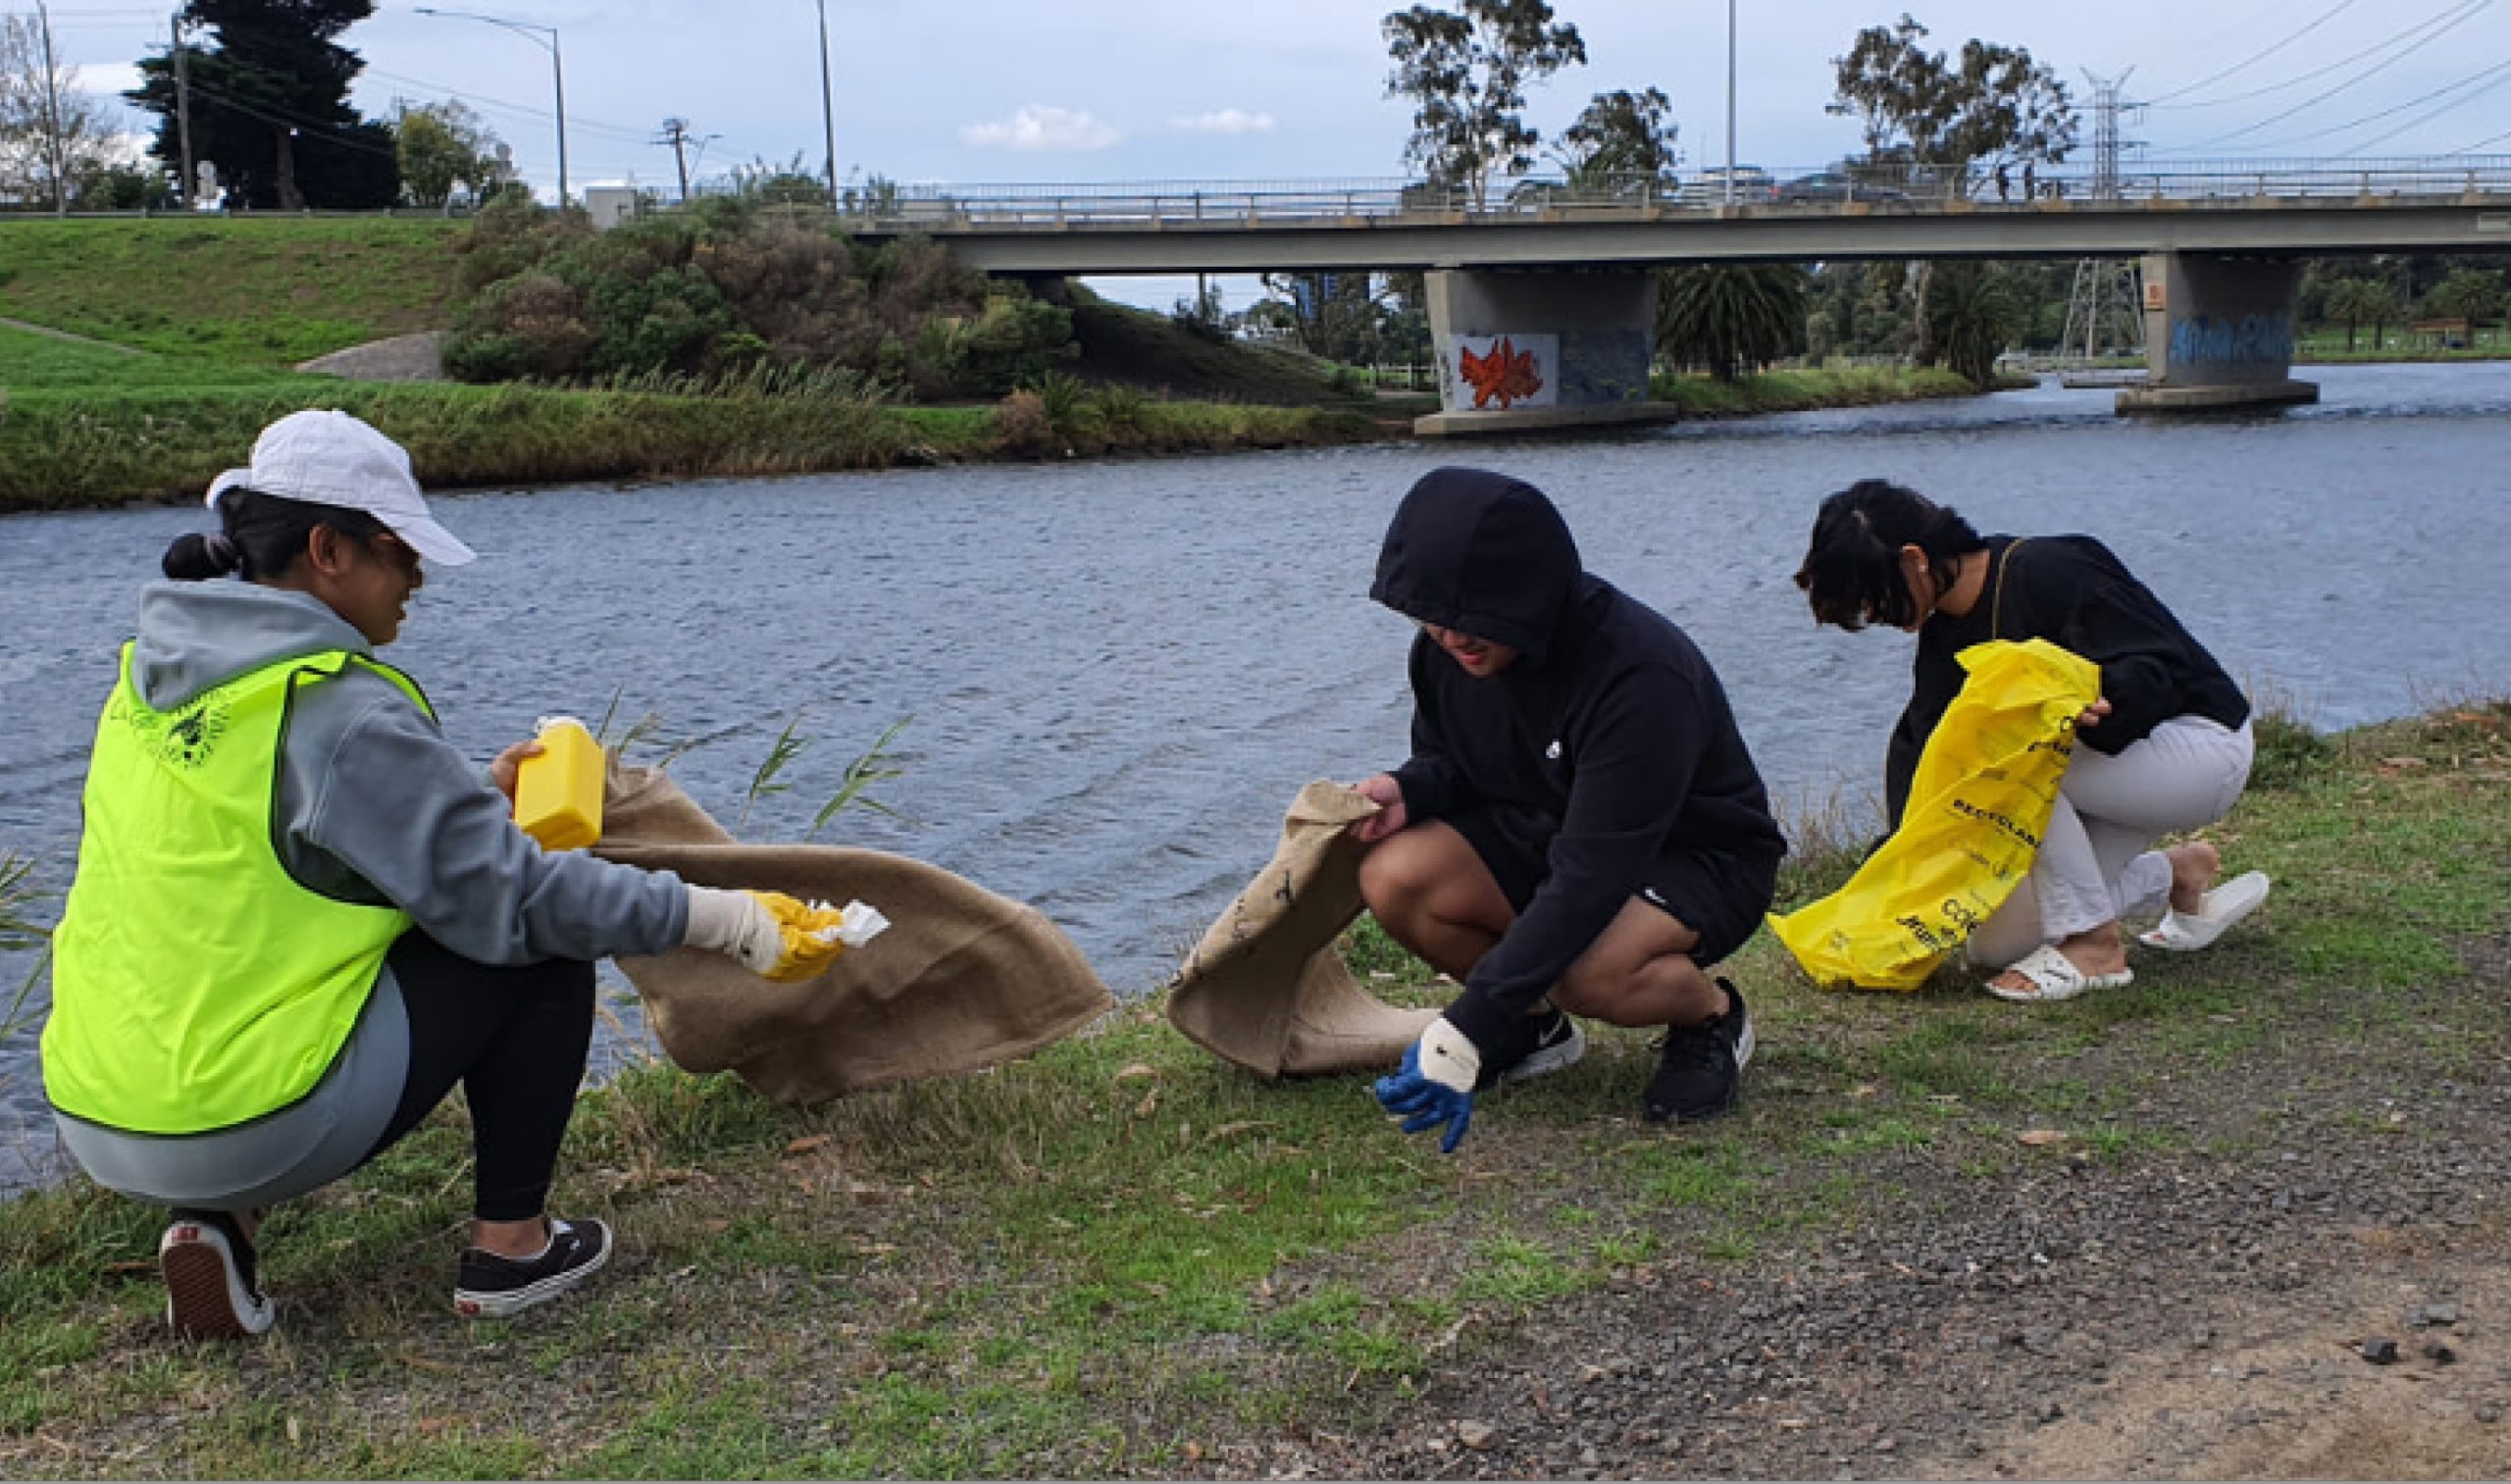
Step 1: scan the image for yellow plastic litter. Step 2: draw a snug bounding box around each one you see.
[1768,638,2100,992]
[755,891,890,984]
[515,716,605,851]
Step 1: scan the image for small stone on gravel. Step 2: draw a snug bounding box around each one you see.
[2423,1340,2459,1364]
[1456,1421,1496,1451]
[2361,1338,2401,1364]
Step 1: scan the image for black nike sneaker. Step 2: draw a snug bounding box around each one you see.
[1644,979,1754,1123]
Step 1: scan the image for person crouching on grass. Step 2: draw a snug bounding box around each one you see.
[1352,468,1786,1151]
[42,410,863,1339]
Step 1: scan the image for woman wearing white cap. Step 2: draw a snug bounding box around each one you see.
[42,410,849,1338]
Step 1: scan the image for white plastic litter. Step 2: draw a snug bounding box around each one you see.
[806,899,891,948]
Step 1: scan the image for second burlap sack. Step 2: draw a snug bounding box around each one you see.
[1166,780,1438,1077]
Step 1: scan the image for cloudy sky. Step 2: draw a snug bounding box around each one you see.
[36,0,2511,309]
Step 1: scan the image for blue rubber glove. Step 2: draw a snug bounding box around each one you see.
[1372,1017,1483,1153]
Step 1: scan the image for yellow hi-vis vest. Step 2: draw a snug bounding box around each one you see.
[43,644,433,1135]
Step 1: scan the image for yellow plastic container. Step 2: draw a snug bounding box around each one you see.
[514,716,604,851]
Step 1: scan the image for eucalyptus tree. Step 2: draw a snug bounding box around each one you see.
[1552,86,1679,201]
[2322,279,2402,353]
[1383,0,1586,208]
[2424,268,2506,335]
[1828,14,2075,197]
[1828,14,2073,365]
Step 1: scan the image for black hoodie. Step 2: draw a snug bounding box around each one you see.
[1370,468,1783,1051]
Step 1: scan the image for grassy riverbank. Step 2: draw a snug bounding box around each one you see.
[0,220,460,364]
[2,327,2028,513]
[1652,365,2027,414]
[2,699,2504,1477]
[0,334,1384,513]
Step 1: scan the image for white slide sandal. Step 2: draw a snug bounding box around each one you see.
[2138,871,2272,953]
[1986,944,2133,1003]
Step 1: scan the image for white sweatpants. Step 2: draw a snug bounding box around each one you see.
[1968,715,2256,970]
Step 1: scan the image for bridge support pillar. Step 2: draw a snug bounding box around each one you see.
[2117,253,2319,414]
[1414,270,1677,436]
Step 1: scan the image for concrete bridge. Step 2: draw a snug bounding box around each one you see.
[846,158,2511,426]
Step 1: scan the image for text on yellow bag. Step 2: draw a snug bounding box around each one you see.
[1768,638,2100,992]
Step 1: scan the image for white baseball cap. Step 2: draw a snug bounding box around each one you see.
[206,409,477,567]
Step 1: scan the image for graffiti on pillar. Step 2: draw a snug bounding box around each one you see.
[1451,333,1557,409]
[2169,312,2294,368]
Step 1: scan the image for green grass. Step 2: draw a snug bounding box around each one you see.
[0,324,325,391]
[0,703,2505,1474]
[1651,364,2007,413]
[2293,327,2511,363]
[0,218,461,364]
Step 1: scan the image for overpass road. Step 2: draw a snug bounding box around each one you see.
[842,159,2511,275]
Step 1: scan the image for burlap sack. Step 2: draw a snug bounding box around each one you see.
[1166,780,1439,1077]
[592,758,1113,1104]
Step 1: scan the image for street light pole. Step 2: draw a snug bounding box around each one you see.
[32,0,68,215]
[413,8,567,205]
[1723,0,1736,206]
[816,0,839,207]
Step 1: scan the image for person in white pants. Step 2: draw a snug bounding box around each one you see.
[1794,480,2271,1002]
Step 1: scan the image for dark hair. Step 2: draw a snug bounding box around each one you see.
[1793,480,1986,631]
[162,488,388,583]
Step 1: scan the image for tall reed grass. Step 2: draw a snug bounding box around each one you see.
[0,384,1379,513]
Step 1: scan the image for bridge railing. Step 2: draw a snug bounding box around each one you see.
[838,157,2511,230]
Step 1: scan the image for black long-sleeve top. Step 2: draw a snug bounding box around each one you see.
[1372,469,1783,1054]
[1884,534,2250,824]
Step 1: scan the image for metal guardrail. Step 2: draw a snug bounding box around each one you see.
[835,158,2511,231]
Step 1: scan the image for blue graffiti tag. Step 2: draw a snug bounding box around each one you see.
[2170,313,2295,368]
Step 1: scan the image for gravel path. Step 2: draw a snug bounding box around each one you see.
[293,332,445,382]
[1204,936,2511,1481]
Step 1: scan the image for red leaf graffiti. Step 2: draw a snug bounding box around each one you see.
[1459,337,1545,410]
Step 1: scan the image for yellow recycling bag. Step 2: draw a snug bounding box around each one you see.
[1768,638,2100,992]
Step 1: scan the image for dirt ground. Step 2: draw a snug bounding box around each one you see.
[1195,937,2511,1481]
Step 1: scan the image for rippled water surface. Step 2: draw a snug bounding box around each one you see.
[5,363,2510,1185]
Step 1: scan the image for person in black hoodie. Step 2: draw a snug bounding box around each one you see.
[1356,469,1784,1150]
[1793,480,2269,1003]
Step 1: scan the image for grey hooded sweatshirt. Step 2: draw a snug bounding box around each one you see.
[52,581,688,1207]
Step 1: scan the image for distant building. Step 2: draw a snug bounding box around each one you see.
[584,185,642,230]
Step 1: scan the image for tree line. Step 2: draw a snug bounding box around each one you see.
[2,0,507,212]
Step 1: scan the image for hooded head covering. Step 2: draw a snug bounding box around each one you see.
[1368,468,1583,664]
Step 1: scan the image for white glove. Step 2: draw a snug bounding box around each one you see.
[683,886,785,974]
[1413,1015,1482,1096]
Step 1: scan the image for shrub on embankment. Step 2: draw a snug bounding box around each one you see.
[441,196,1075,398]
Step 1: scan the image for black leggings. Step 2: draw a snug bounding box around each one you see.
[362,933,594,1223]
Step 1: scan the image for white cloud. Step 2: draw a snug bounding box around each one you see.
[1170,108,1276,136]
[77,63,145,99]
[959,106,1124,153]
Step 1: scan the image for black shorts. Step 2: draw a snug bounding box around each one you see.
[1445,802,1779,970]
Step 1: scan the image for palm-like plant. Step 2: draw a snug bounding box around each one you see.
[1927,262,2021,386]
[1655,265,1810,381]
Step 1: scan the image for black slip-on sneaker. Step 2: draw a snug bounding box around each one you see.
[161,1209,276,1340]
[453,1216,613,1319]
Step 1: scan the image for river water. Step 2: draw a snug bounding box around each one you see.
[4,363,2509,1187]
